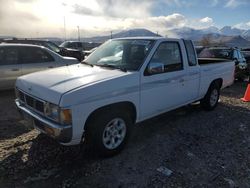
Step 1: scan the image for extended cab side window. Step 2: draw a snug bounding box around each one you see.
[148,42,183,74]
[184,40,197,66]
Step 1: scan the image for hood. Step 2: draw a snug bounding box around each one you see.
[16,64,130,104]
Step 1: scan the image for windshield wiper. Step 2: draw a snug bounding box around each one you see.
[81,61,94,67]
[97,64,127,72]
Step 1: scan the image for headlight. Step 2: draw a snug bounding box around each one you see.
[44,102,72,125]
[44,102,60,122]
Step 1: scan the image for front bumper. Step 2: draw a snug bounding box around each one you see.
[15,99,72,143]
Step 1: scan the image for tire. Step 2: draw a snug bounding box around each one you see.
[85,109,132,157]
[200,83,220,111]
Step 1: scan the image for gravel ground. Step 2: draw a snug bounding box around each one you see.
[0,81,250,188]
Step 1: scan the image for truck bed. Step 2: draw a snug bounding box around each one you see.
[198,58,230,65]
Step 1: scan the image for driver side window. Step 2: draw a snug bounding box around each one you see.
[149,42,183,74]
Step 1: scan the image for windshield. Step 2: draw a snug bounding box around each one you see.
[84,39,155,71]
[46,42,61,53]
[198,48,232,59]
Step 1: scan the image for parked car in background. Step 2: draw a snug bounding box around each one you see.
[2,38,62,54]
[60,41,85,61]
[60,41,102,61]
[241,49,250,75]
[60,41,84,51]
[2,38,84,62]
[83,47,97,57]
[0,44,79,90]
[197,47,248,80]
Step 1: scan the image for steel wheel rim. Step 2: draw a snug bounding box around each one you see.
[210,89,218,106]
[102,118,127,150]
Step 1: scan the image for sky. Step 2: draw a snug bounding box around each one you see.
[0,0,250,38]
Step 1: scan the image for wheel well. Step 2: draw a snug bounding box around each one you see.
[211,78,223,89]
[84,102,137,131]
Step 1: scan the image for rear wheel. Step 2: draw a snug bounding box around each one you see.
[201,83,220,111]
[85,110,132,157]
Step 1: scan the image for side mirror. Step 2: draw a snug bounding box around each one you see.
[147,62,164,75]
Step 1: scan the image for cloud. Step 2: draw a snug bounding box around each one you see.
[200,17,213,24]
[72,4,100,16]
[123,13,186,32]
[0,1,42,37]
[225,0,248,8]
[72,0,153,18]
[234,21,250,30]
[1,0,248,39]
[185,16,214,29]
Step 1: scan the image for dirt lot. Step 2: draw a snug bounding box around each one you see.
[0,81,250,188]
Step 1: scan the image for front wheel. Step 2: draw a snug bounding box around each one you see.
[85,110,132,157]
[201,83,220,111]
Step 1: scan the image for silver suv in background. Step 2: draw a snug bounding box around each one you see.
[0,44,79,90]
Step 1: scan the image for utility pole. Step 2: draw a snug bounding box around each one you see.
[62,2,67,41]
[77,26,80,41]
[64,16,66,41]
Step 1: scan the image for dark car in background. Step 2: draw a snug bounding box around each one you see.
[59,41,101,60]
[60,41,101,51]
[1,38,84,61]
[59,41,85,61]
[241,49,250,75]
[197,47,248,80]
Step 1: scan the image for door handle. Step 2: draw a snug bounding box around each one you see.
[179,78,185,83]
[48,66,54,68]
[11,68,19,71]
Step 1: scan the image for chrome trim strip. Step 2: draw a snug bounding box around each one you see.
[188,72,199,76]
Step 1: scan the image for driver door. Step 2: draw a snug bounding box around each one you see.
[140,41,186,119]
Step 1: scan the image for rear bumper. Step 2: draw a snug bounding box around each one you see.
[15,99,72,143]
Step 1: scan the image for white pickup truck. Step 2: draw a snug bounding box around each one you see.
[15,37,235,156]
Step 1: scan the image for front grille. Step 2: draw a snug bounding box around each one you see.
[36,100,44,112]
[25,95,34,107]
[18,90,44,114]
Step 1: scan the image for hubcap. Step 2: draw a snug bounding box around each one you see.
[210,89,218,106]
[102,118,126,150]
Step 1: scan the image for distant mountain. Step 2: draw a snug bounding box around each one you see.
[242,30,250,41]
[166,26,250,47]
[211,35,250,47]
[2,26,250,47]
[83,28,159,42]
[167,27,221,41]
[202,26,220,34]
[220,26,244,36]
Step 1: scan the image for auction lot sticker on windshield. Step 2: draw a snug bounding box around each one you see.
[131,40,151,46]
